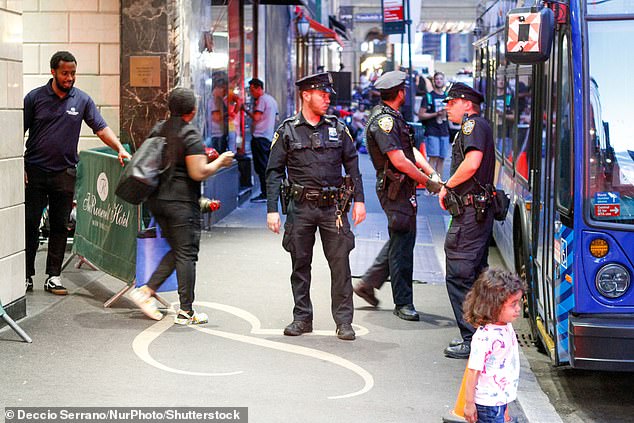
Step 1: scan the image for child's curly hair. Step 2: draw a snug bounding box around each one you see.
[463,268,527,327]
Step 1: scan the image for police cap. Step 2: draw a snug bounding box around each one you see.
[296,72,336,94]
[443,82,484,104]
[373,70,407,91]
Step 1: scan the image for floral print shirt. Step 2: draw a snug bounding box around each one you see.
[467,323,520,406]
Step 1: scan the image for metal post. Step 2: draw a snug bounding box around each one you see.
[104,281,170,311]
[0,302,32,343]
[103,283,133,308]
[296,24,301,110]
[406,0,415,119]
[251,0,254,78]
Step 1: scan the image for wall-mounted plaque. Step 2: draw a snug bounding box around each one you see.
[130,56,161,87]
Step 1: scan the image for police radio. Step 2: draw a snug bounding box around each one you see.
[474,193,488,222]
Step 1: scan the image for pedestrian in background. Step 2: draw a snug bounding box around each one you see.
[23,51,131,295]
[208,75,229,152]
[418,72,450,178]
[265,72,366,341]
[351,102,369,150]
[225,86,242,154]
[353,70,442,321]
[130,87,234,324]
[462,269,526,423]
[439,82,494,358]
[244,78,279,203]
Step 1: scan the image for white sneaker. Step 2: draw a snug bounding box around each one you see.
[174,309,209,325]
[130,287,163,321]
[44,275,68,295]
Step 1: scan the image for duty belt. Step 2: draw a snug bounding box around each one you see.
[460,194,474,206]
[291,183,339,207]
[460,191,491,207]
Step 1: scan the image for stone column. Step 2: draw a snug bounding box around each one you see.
[120,0,171,147]
[0,3,26,320]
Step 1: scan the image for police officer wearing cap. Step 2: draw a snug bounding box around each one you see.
[352,71,442,321]
[439,82,495,358]
[265,72,367,341]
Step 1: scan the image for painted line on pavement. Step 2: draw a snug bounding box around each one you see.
[132,316,243,376]
[132,301,374,399]
[199,301,369,337]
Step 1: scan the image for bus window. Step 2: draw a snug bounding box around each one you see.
[506,74,517,162]
[495,74,513,157]
[587,21,634,224]
[476,47,483,75]
[515,73,532,181]
[587,0,634,15]
[487,42,497,122]
[556,36,573,214]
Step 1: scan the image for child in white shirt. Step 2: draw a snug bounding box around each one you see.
[462,269,526,423]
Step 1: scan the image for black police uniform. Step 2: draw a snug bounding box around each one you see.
[362,102,419,313]
[265,111,364,327]
[444,114,495,346]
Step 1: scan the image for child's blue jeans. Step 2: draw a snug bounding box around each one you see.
[475,403,507,423]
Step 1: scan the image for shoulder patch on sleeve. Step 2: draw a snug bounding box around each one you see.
[271,131,280,147]
[344,125,353,140]
[378,116,394,133]
[462,119,475,135]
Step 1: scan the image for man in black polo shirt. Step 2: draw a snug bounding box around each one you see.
[23,51,130,295]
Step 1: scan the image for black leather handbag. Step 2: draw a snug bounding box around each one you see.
[115,122,169,205]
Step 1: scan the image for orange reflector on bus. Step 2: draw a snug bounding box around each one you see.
[589,238,609,258]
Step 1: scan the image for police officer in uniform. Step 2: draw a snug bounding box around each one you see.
[438,82,495,358]
[265,72,367,341]
[352,71,442,321]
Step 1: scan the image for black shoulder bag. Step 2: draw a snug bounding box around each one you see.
[115,121,170,205]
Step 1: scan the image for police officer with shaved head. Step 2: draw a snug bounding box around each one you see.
[265,72,366,341]
[439,82,495,359]
[353,71,442,321]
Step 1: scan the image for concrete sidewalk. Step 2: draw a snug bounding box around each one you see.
[0,154,561,423]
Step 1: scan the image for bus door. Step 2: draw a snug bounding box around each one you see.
[551,33,574,365]
[531,30,573,365]
[530,37,560,363]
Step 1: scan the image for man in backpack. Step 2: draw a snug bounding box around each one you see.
[23,51,131,295]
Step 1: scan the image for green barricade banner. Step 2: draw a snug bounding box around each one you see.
[72,147,138,283]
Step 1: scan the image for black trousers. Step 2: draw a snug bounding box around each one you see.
[362,225,416,306]
[145,198,201,312]
[251,136,271,196]
[25,165,76,278]
[282,201,355,324]
[444,207,494,343]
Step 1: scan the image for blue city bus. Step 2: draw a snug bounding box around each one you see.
[473,0,634,370]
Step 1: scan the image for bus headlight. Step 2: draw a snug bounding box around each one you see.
[595,264,631,298]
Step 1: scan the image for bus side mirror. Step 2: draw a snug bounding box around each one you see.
[506,7,555,64]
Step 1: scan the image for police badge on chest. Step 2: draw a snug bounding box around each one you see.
[328,127,338,142]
